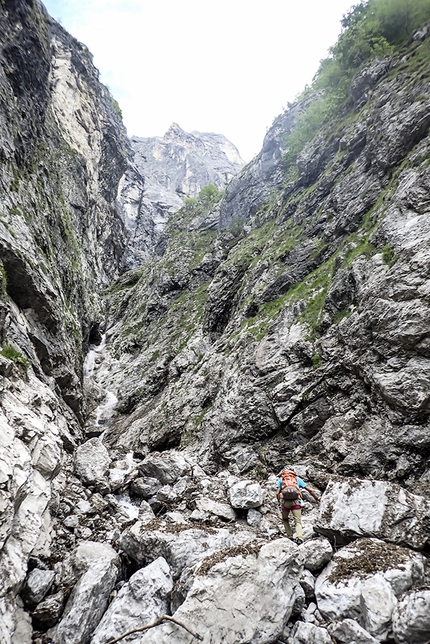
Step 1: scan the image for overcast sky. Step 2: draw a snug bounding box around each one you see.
[43,0,356,161]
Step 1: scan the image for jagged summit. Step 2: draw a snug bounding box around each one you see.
[118,124,245,269]
[130,123,245,201]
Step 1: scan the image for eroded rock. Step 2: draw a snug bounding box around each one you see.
[316,477,430,550]
[139,539,303,644]
[315,538,425,639]
[91,557,173,644]
[49,559,118,644]
[228,480,264,509]
[74,439,111,491]
[392,588,430,644]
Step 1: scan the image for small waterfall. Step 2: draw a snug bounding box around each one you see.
[95,391,118,428]
[116,490,140,520]
[83,335,106,378]
[83,334,118,438]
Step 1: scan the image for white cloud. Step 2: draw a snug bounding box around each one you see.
[43,0,356,161]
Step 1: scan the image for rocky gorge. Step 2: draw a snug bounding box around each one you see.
[1,1,430,643]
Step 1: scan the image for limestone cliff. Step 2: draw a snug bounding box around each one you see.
[1,1,430,643]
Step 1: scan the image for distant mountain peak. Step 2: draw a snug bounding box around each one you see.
[131,125,245,203]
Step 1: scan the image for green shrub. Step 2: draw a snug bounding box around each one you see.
[0,264,6,296]
[312,353,323,369]
[284,0,430,166]
[382,244,398,267]
[198,184,224,205]
[1,345,30,369]
[110,96,122,119]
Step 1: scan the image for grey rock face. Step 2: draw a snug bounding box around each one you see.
[118,124,245,269]
[3,3,430,644]
[132,123,244,202]
[219,99,313,228]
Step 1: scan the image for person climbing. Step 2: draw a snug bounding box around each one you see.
[275,465,320,545]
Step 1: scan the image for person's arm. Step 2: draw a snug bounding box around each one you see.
[307,486,320,504]
[275,480,281,503]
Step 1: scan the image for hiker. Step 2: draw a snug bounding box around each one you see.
[275,466,320,545]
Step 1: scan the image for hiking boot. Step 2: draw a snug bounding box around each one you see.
[295,538,303,545]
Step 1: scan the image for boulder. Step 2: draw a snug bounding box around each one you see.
[32,436,62,479]
[139,539,303,644]
[20,568,55,606]
[31,591,66,629]
[392,589,430,644]
[139,451,190,484]
[130,476,162,498]
[328,618,379,644]
[247,508,262,527]
[299,568,316,600]
[316,477,430,550]
[74,438,111,490]
[49,559,118,644]
[315,538,425,639]
[301,537,333,571]
[288,621,333,644]
[119,522,256,578]
[157,484,178,503]
[195,498,237,521]
[90,557,173,644]
[60,541,119,588]
[228,480,263,509]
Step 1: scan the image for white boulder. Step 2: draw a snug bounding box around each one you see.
[139,451,190,484]
[195,497,237,521]
[74,438,111,489]
[60,541,119,588]
[316,477,430,549]
[392,589,430,644]
[247,508,262,527]
[21,568,55,606]
[299,568,316,599]
[302,537,333,571]
[288,621,332,643]
[315,538,425,639]
[228,480,263,509]
[328,618,379,644]
[49,559,118,644]
[90,557,173,644]
[139,539,303,644]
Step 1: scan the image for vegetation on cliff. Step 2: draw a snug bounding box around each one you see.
[284,0,430,165]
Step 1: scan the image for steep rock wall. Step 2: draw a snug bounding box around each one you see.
[119,123,245,270]
[0,0,129,416]
[0,1,129,636]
